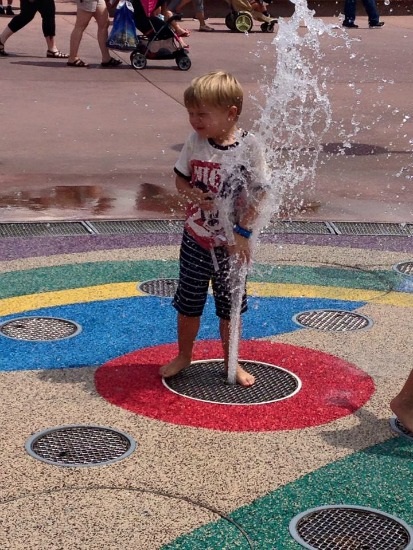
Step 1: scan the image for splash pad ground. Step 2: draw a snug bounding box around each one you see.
[1,4,413,549]
[0,227,412,549]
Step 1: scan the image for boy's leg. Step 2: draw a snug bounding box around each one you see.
[390,369,413,432]
[160,231,211,378]
[213,247,254,387]
[219,318,255,386]
[159,313,200,377]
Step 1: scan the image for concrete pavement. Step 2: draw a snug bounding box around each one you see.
[0,4,412,222]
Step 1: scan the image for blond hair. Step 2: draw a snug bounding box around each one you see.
[183,71,243,115]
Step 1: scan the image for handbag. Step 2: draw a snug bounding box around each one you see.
[107,0,138,51]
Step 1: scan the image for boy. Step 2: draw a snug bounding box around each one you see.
[159,71,269,387]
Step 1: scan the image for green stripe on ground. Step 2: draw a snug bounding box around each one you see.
[0,261,179,299]
[163,437,413,549]
[0,261,397,299]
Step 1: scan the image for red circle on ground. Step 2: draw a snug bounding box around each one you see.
[95,340,374,432]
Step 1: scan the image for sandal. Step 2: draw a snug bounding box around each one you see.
[47,50,69,58]
[67,58,89,67]
[177,29,190,37]
[0,40,8,57]
[101,57,122,67]
[199,25,215,32]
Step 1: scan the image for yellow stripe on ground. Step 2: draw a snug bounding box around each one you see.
[0,283,145,316]
[0,282,412,317]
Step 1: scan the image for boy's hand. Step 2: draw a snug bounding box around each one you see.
[186,188,215,210]
[228,232,251,264]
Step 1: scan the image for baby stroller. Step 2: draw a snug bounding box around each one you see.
[225,0,277,33]
[130,0,191,70]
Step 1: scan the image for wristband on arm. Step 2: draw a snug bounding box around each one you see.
[233,224,252,239]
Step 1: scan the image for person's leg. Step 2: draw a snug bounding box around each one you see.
[68,7,93,64]
[213,248,254,387]
[37,0,66,55]
[343,0,357,25]
[0,26,13,54]
[159,313,201,377]
[160,232,211,378]
[390,370,413,432]
[1,0,37,53]
[93,1,111,62]
[4,0,14,15]
[173,0,190,14]
[193,0,214,30]
[219,318,255,386]
[361,0,382,25]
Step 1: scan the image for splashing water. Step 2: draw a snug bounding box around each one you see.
[226,1,340,385]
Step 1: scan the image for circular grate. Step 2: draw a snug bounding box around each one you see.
[0,316,81,341]
[162,359,301,405]
[390,416,413,441]
[393,261,413,277]
[293,310,372,332]
[289,505,413,550]
[25,425,136,467]
[138,278,179,297]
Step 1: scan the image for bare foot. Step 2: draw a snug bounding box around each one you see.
[390,396,413,433]
[235,364,255,387]
[159,355,191,378]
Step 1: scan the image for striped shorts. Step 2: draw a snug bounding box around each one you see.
[173,230,247,320]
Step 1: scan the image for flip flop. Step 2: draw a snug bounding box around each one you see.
[47,50,69,58]
[67,58,89,67]
[101,57,122,67]
[199,25,215,32]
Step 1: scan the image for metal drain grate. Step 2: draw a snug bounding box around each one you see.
[0,316,82,341]
[138,278,179,297]
[390,416,413,441]
[0,222,90,238]
[163,359,301,405]
[86,220,184,234]
[293,310,372,332]
[25,425,136,467]
[262,221,333,235]
[289,505,413,550]
[329,222,410,236]
[393,261,413,276]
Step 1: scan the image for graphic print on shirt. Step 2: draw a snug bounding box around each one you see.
[187,159,245,249]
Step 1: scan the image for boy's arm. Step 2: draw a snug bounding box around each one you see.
[231,186,269,264]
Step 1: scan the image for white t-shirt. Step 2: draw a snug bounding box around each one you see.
[174,130,269,250]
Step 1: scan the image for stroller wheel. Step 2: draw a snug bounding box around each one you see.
[176,54,191,71]
[130,51,147,70]
[235,12,253,33]
[225,12,236,31]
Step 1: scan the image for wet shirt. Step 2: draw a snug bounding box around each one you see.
[174,130,268,250]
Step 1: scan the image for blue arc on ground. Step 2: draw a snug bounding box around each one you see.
[0,295,365,372]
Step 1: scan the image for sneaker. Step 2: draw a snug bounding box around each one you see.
[342,21,358,28]
[5,5,14,14]
[369,21,384,28]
